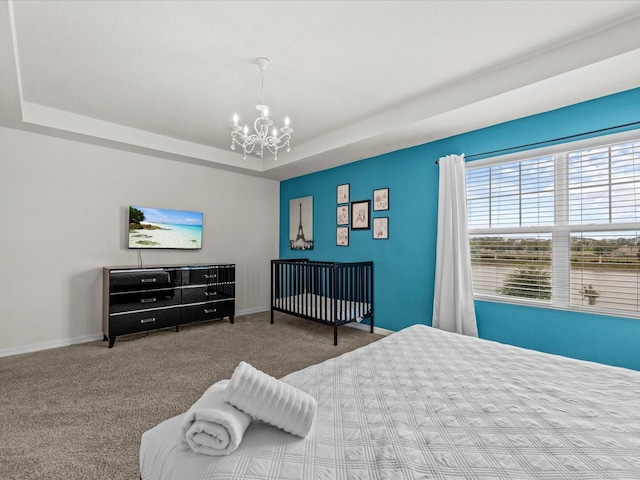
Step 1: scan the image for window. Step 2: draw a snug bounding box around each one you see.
[466,137,640,318]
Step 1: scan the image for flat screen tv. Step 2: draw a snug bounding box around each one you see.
[128,206,203,249]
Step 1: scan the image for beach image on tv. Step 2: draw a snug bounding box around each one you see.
[128,206,203,249]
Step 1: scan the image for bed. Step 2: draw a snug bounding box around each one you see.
[270,259,374,345]
[140,324,640,479]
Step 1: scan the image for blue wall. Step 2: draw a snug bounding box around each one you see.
[280,87,640,370]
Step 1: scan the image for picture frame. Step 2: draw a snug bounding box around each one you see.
[351,200,370,230]
[289,196,314,250]
[373,217,389,239]
[337,183,350,204]
[337,227,349,246]
[373,187,389,211]
[337,205,349,225]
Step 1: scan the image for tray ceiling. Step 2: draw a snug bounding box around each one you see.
[2,0,640,180]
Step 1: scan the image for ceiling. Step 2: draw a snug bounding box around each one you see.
[2,1,640,181]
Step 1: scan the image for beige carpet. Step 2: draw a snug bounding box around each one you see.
[0,311,382,480]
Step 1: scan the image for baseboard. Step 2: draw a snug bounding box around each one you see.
[345,321,393,336]
[235,306,270,316]
[0,333,104,358]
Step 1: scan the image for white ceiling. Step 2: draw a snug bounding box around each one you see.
[2,0,640,181]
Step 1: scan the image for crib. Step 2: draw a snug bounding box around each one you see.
[271,259,374,345]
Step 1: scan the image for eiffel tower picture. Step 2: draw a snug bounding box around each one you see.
[295,202,306,242]
[289,196,313,250]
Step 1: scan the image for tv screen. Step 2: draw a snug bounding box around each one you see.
[128,206,203,249]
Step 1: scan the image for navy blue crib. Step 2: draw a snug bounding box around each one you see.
[271,259,374,345]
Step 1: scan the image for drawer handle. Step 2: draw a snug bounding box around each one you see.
[204,292,217,296]
[203,308,217,314]
[140,317,156,324]
[141,278,157,283]
[140,297,157,304]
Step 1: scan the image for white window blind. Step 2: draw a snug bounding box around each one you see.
[466,138,640,318]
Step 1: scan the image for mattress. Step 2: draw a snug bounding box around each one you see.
[140,325,640,479]
[273,293,370,322]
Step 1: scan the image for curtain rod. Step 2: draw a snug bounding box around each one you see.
[434,120,640,164]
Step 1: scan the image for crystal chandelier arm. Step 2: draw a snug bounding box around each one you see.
[254,116,271,140]
[231,130,257,150]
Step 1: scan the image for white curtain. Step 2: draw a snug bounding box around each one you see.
[432,154,478,337]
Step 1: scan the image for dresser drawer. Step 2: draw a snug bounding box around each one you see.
[110,269,179,292]
[181,301,234,324]
[108,308,177,336]
[109,288,180,313]
[182,265,235,286]
[181,285,234,304]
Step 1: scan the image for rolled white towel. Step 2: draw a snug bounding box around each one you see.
[223,361,317,438]
[177,380,251,456]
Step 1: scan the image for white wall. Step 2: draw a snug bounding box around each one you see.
[0,126,279,355]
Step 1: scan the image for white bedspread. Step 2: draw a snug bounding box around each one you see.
[274,293,370,322]
[140,325,640,479]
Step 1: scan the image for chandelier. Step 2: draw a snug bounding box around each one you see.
[229,57,293,161]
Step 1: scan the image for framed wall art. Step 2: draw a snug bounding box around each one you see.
[373,187,389,211]
[337,227,349,246]
[337,205,349,226]
[337,183,350,204]
[373,217,389,239]
[289,196,314,250]
[351,200,370,230]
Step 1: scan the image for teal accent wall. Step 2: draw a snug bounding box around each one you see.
[279,87,640,371]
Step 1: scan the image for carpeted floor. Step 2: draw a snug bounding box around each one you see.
[0,311,383,480]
